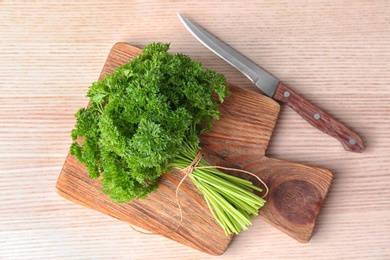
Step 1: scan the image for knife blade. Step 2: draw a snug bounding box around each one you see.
[178,13,364,153]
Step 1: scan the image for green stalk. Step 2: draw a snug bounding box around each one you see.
[170,139,266,235]
[191,169,264,205]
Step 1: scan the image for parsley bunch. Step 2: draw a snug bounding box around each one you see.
[70,42,265,235]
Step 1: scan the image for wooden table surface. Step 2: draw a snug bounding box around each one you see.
[1,1,389,259]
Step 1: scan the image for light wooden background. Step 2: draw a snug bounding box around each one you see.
[1,1,389,259]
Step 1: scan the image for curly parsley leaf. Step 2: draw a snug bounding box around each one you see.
[70,42,229,202]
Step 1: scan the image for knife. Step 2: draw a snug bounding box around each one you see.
[178,13,364,153]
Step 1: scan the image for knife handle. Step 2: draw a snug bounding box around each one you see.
[273,82,364,153]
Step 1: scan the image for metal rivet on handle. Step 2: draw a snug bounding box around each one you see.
[284,91,290,98]
[349,138,356,145]
[314,113,321,120]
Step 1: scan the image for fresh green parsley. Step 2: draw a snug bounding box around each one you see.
[70,42,265,235]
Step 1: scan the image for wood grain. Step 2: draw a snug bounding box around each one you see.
[1,1,390,259]
[57,155,233,255]
[56,42,333,254]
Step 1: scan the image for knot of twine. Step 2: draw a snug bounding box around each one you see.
[175,151,203,196]
[174,152,268,232]
[130,152,269,235]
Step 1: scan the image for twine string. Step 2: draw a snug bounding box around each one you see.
[130,151,269,235]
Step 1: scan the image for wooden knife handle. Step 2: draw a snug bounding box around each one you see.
[273,82,364,153]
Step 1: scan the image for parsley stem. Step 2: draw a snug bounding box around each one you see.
[172,139,266,235]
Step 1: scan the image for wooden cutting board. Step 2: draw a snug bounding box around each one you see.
[56,42,333,255]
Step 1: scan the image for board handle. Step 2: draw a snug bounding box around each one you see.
[273,82,364,153]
